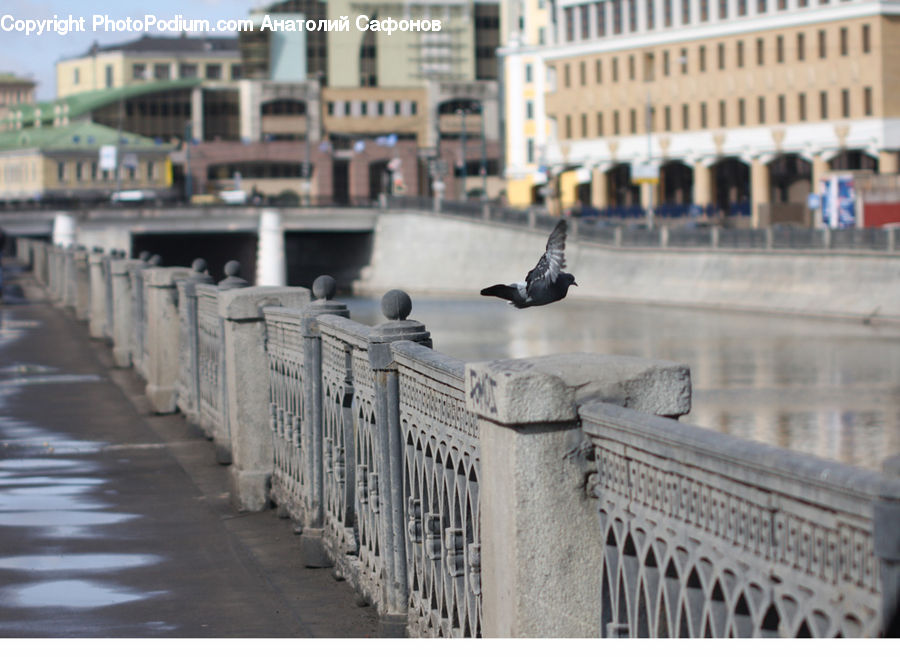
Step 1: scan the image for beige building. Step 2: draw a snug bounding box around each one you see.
[503,0,900,226]
[56,35,242,98]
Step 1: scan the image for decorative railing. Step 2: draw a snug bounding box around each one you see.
[14,235,900,639]
[392,340,481,638]
[196,283,226,444]
[581,402,888,638]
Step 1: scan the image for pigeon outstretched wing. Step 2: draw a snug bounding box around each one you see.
[525,219,567,296]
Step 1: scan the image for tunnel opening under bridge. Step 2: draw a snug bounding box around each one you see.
[130,230,373,290]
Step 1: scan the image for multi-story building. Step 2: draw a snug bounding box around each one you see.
[0,122,171,203]
[56,34,243,98]
[503,0,900,226]
[0,73,36,111]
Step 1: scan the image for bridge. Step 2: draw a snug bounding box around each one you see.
[6,232,899,638]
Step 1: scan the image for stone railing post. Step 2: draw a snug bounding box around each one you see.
[175,259,214,424]
[63,247,77,309]
[465,354,692,637]
[296,275,350,567]
[87,252,108,338]
[874,454,900,636]
[143,265,194,413]
[73,249,91,321]
[219,279,311,511]
[367,290,432,630]
[102,252,119,341]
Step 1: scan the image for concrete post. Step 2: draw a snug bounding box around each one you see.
[52,213,76,248]
[256,209,286,286]
[143,266,194,413]
[62,247,77,309]
[73,250,91,321]
[297,275,350,568]
[366,290,432,630]
[109,259,140,367]
[750,157,770,229]
[219,284,312,512]
[88,253,106,340]
[465,353,692,637]
[874,454,900,637]
[175,259,214,424]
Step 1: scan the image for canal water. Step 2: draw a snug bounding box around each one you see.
[343,294,900,472]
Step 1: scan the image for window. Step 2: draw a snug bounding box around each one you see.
[628,0,638,31]
[580,61,586,85]
[664,105,671,131]
[862,24,871,53]
[797,33,806,61]
[719,0,728,19]
[581,113,588,136]
[612,57,619,82]
[664,0,673,26]
[154,63,171,80]
[597,1,607,36]
[57,161,66,182]
[680,48,688,73]
[864,87,873,116]
[410,101,417,115]
[580,4,591,39]
[737,41,744,67]
[647,0,656,29]
[525,64,533,83]
[776,36,784,63]
[526,138,534,163]
[758,96,766,123]
[756,39,764,66]
[613,110,620,134]
[738,0,747,14]
[681,0,690,24]
[327,101,335,116]
[798,93,807,120]
[612,0,622,34]
[757,0,767,12]
[700,0,709,21]
[682,103,690,130]
[778,94,786,122]
[840,27,848,56]
[738,98,746,125]
[719,99,727,126]
[564,64,571,87]
[630,108,637,134]
[663,50,670,76]
[841,89,850,117]
[105,65,114,88]
[179,63,197,79]
[346,101,353,116]
[700,102,707,128]
[564,7,575,41]
[231,64,242,80]
[820,91,828,119]
[596,59,603,83]
[360,101,368,116]
[565,115,572,138]
[699,46,706,72]
[76,162,83,181]
[147,161,155,181]
[718,43,725,70]
[377,101,384,115]
[629,55,635,80]
[597,111,604,135]
[526,101,534,119]
[74,68,80,85]
[818,30,826,58]
[206,64,222,80]
[132,64,145,81]
[644,53,655,82]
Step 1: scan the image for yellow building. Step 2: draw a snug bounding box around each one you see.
[503,0,900,227]
[0,122,172,203]
[56,34,242,98]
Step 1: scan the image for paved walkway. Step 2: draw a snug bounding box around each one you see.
[0,260,380,638]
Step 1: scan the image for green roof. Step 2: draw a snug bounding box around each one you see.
[0,72,35,85]
[3,78,201,127]
[0,121,171,153]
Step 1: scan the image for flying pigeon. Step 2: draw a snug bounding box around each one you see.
[480,219,577,308]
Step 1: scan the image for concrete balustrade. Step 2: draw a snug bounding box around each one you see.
[12,234,900,639]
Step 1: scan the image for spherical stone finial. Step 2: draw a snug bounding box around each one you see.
[192,258,208,273]
[224,260,241,278]
[312,275,337,301]
[139,251,151,262]
[148,254,162,266]
[381,289,412,321]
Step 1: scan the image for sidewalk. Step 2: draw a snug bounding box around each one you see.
[0,261,380,638]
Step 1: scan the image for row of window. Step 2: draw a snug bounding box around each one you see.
[563,0,858,42]
[558,23,872,88]
[131,62,241,82]
[0,89,32,107]
[326,100,418,118]
[555,87,874,142]
[56,160,158,183]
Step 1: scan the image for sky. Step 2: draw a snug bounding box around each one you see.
[0,1,264,100]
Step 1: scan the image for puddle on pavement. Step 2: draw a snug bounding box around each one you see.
[0,553,161,572]
[1,579,162,609]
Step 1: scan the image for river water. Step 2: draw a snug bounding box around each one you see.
[343,294,900,472]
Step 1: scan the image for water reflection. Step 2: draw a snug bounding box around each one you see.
[343,295,900,471]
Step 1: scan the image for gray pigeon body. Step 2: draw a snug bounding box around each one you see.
[480,219,577,308]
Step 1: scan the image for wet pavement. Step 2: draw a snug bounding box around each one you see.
[0,262,379,638]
